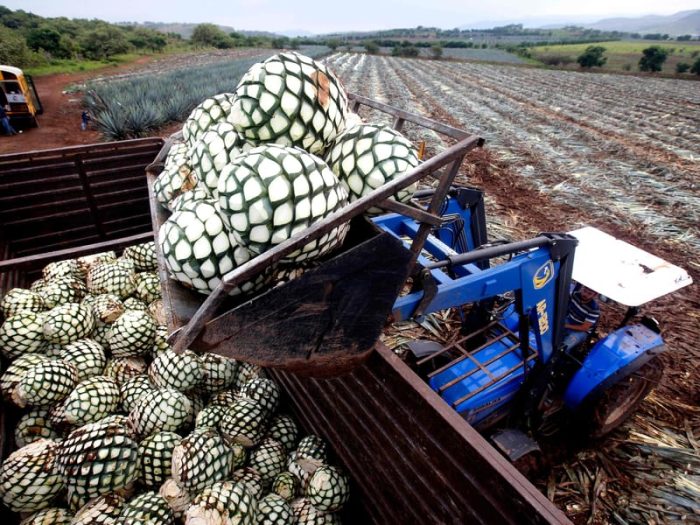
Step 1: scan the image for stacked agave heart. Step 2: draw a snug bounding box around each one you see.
[155,51,420,297]
[0,252,352,521]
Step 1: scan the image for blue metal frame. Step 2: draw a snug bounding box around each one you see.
[374,192,662,427]
[564,324,664,408]
[373,202,568,425]
[428,309,540,425]
[373,211,560,363]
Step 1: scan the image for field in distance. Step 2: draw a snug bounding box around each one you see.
[530,39,700,73]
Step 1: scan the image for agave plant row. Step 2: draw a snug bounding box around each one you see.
[82,46,330,141]
[326,52,700,253]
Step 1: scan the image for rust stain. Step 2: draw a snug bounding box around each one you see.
[181,169,198,192]
[311,71,331,109]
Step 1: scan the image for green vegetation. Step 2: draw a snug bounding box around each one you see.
[321,23,628,46]
[0,6,176,71]
[692,58,700,75]
[391,42,419,57]
[576,46,607,68]
[364,41,380,54]
[639,46,668,72]
[529,40,700,74]
[82,46,330,140]
[24,54,140,76]
[0,6,313,76]
[188,23,271,49]
[83,57,260,140]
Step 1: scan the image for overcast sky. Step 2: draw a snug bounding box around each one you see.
[2,0,698,33]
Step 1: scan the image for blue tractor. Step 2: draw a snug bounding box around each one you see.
[374,187,692,462]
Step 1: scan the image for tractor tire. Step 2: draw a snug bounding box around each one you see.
[584,356,663,439]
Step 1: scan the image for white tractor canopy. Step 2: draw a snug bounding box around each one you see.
[568,226,693,307]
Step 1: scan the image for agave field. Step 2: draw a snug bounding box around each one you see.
[327,52,699,254]
[82,46,329,140]
[348,47,527,63]
[323,52,700,523]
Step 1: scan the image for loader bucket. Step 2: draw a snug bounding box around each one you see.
[176,220,413,376]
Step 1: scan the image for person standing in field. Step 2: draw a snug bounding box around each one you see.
[0,105,18,135]
[81,110,91,131]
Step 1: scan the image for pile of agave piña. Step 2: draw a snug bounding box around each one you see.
[155,51,420,296]
[0,244,351,524]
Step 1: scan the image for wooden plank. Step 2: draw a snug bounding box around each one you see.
[2,173,82,196]
[75,158,106,240]
[10,225,98,253]
[84,153,162,175]
[3,208,93,229]
[96,201,150,220]
[104,223,152,240]
[5,206,148,248]
[101,215,152,239]
[102,212,152,229]
[0,197,91,222]
[0,232,154,272]
[0,162,79,182]
[93,191,149,207]
[90,178,149,195]
[0,186,87,208]
[89,173,147,192]
[14,233,102,257]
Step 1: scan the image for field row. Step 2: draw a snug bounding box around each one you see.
[347,46,527,64]
[326,53,700,255]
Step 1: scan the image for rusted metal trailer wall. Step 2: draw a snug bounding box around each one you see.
[270,345,570,524]
[0,138,163,293]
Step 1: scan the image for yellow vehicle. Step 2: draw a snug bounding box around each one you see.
[0,65,43,128]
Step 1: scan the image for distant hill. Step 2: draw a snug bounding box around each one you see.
[130,22,280,39]
[583,10,700,36]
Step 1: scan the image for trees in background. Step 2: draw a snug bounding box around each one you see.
[0,8,177,67]
[690,58,700,75]
[639,46,668,72]
[364,41,380,54]
[0,26,32,66]
[191,23,231,48]
[576,45,607,68]
[80,26,131,60]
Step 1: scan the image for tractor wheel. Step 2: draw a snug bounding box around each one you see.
[585,356,663,439]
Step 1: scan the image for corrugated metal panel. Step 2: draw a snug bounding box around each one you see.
[270,344,571,525]
[0,139,163,257]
